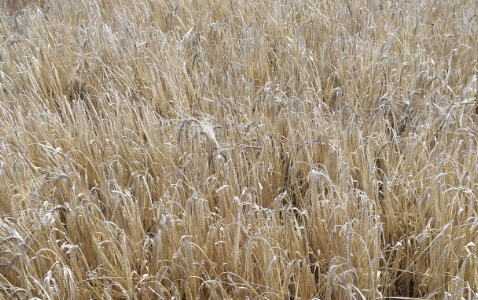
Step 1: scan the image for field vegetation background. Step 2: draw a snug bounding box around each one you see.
[0,0,477,298]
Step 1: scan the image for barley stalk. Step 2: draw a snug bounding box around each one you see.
[0,0,476,298]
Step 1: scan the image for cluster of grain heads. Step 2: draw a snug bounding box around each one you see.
[0,0,477,298]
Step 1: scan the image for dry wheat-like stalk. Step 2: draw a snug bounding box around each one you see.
[0,0,477,298]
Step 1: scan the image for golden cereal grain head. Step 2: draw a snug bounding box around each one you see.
[324,259,337,300]
[245,237,253,282]
[452,253,472,300]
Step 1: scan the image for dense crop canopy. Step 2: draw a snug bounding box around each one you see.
[0,0,477,298]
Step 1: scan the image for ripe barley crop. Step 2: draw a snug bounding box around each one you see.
[0,0,477,299]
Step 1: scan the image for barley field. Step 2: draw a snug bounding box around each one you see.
[0,0,477,299]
